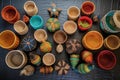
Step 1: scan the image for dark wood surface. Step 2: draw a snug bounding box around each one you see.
[0,0,120,80]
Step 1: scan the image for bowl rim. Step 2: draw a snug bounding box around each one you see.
[97,50,116,70]
[113,11,120,29]
[5,50,27,69]
[24,1,36,11]
[63,20,77,34]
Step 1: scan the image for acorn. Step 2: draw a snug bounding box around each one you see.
[81,50,93,64]
[40,66,53,74]
[20,65,35,76]
[70,54,79,69]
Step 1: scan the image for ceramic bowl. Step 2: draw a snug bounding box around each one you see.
[0,30,20,50]
[14,20,28,35]
[24,1,38,16]
[113,11,120,29]
[34,29,48,43]
[5,50,28,69]
[104,35,120,50]
[67,6,80,20]
[53,30,67,44]
[81,1,95,15]
[78,16,92,31]
[82,31,103,50]
[30,15,44,29]
[63,20,77,35]
[1,5,20,24]
[42,53,55,66]
[97,50,116,70]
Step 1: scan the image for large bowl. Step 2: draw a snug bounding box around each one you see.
[82,31,103,50]
[5,50,28,69]
[97,50,116,70]
[0,30,20,50]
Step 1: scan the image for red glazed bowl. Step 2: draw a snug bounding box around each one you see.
[97,50,116,70]
[78,16,92,31]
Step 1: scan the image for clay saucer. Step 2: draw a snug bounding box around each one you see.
[104,35,120,50]
[97,50,116,70]
[63,20,77,35]
[0,30,20,50]
[82,31,103,50]
[42,53,55,66]
[5,50,28,69]
[53,30,67,44]
[34,29,48,43]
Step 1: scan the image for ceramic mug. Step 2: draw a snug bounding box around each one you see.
[14,20,29,35]
[24,1,38,16]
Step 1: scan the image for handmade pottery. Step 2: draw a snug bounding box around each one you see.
[46,18,60,32]
[56,44,63,53]
[55,60,70,75]
[1,5,20,24]
[104,35,120,50]
[82,31,103,50]
[63,20,77,34]
[113,11,120,29]
[81,1,95,15]
[34,29,48,43]
[70,54,79,69]
[78,16,92,31]
[40,66,53,74]
[22,15,29,23]
[20,65,35,76]
[67,6,80,21]
[20,35,37,52]
[5,50,27,69]
[81,50,93,64]
[24,1,38,16]
[77,63,94,74]
[97,50,116,70]
[0,30,19,50]
[53,30,67,53]
[14,20,29,35]
[42,53,55,66]
[30,15,44,29]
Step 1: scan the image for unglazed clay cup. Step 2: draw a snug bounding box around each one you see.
[0,30,20,50]
[24,1,38,16]
[53,30,67,44]
[1,5,20,24]
[97,50,116,70]
[30,15,44,29]
[63,20,77,35]
[5,50,28,69]
[81,1,95,15]
[82,31,103,50]
[113,11,120,29]
[14,20,29,35]
[42,53,56,66]
[67,6,80,21]
[104,35,120,50]
[34,29,48,43]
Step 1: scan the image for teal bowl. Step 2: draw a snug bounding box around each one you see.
[30,15,44,29]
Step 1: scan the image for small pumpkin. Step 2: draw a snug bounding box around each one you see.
[40,66,53,74]
[20,35,37,52]
[66,39,81,54]
[46,18,60,32]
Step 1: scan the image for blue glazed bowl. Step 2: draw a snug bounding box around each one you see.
[30,15,44,29]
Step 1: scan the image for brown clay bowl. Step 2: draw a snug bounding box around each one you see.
[53,30,67,44]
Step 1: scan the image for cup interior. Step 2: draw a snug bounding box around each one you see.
[25,1,35,11]
[14,21,26,32]
[30,16,42,27]
[68,6,80,17]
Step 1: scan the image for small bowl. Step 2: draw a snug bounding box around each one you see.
[0,30,20,50]
[67,6,80,20]
[82,31,103,50]
[30,15,44,29]
[113,11,120,29]
[14,20,28,35]
[5,50,28,69]
[97,50,116,70]
[104,35,120,50]
[42,53,55,66]
[78,16,92,31]
[63,20,77,35]
[81,1,95,15]
[34,29,48,43]
[1,5,20,24]
[53,30,67,44]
